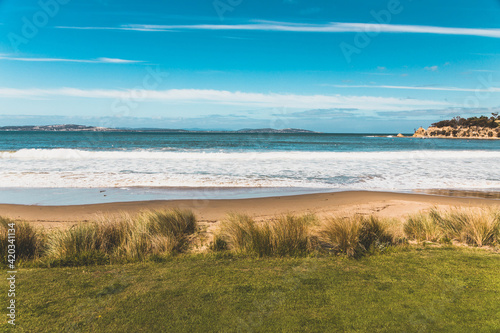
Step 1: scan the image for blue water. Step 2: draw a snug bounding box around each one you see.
[1,131,499,152]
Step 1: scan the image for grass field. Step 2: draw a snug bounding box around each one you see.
[1,246,499,332]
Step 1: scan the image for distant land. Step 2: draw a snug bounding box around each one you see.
[0,124,319,134]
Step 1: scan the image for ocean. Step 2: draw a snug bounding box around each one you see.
[0,131,499,205]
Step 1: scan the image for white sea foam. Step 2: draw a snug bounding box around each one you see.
[0,149,499,190]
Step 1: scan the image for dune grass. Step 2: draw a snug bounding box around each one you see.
[216,213,316,257]
[2,206,499,268]
[120,209,197,259]
[404,211,442,242]
[0,216,45,264]
[319,215,398,257]
[271,214,316,256]
[319,215,362,256]
[44,209,197,265]
[216,213,399,257]
[431,207,500,246]
[405,207,500,246]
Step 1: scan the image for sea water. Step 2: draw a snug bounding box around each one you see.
[0,131,499,204]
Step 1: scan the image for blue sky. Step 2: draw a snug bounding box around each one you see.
[0,0,499,132]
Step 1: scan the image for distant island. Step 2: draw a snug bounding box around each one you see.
[0,124,319,134]
[410,114,500,139]
[0,124,109,132]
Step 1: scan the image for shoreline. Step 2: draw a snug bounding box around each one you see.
[1,190,499,229]
[1,186,499,206]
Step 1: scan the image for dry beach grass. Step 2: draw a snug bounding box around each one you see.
[2,205,499,266]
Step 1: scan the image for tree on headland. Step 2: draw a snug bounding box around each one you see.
[431,113,499,129]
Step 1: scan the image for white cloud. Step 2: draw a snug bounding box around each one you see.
[330,84,500,93]
[468,69,496,73]
[96,58,143,63]
[0,88,450,111]
[424,66,439,71]
[0,56,144,64]
[56,21,500,39]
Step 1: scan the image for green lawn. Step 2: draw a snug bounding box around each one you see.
[1,247,499,332]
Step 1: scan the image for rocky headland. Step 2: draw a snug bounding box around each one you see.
[413,125,500,139]
[411,115,500,139]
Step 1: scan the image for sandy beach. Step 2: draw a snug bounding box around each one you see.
[1,191,499,229]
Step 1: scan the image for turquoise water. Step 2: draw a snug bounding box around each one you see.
[1,131,499,152]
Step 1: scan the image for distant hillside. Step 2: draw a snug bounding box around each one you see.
[412,114,500,139]
[0,124,318,134]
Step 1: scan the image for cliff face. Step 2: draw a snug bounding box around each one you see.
[413,126,500,139]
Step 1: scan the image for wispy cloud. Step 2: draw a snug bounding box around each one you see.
[56,20,500,38]
[97,57,144,63]
[0,56,144,64]
[424,65,439,71]
[329,84,500,93]
[377,106,500,118]
[467,69,496,73]
[0,87,450,111]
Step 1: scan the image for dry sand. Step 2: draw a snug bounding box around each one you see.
[0,191,499,230]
